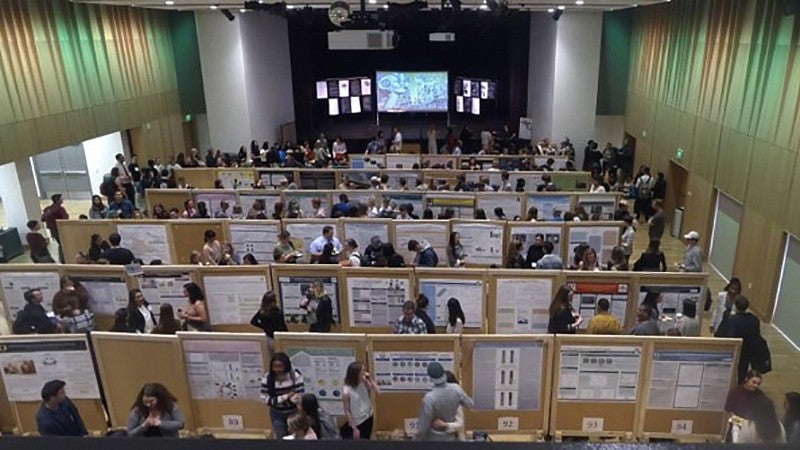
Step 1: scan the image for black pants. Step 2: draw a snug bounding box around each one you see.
[123,183,136,208]
[341,416,373,440]
[49,227,64,263]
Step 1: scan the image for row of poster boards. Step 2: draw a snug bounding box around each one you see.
[57,217,624,269]
[0,332,741,442]
[145,188,620,226]
[173,166,591,192]
[349,153,572,171]
[0,264,708,337]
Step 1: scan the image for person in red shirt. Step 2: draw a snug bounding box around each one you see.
[25,220,54,263]
[41,194,68,262]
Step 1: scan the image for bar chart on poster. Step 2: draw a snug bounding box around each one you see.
[558,345,642,401]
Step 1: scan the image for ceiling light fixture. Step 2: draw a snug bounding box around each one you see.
[239,8,246,12]
[210,5,218,9]
[369,0,376,3]
[164,0,174,5]
[547,7,554,12]
[575,0,584,4]
[557,5,566,10]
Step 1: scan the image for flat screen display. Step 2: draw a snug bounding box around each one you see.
[376,71,449,112]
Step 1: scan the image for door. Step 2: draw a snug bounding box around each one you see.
[32,145,93,200]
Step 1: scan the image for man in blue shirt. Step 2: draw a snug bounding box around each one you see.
[330,194,353,218]
[408,240,439,267]
[536,241,563,270]
[107,190,135,219]
[36,380,88,437]
[309,226,343,258]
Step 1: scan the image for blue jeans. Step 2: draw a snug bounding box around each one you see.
[270,408,291,439]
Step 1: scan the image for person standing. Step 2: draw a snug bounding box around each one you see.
[445,298,465,334]
[115,153,136,208]
[393,301,428,334]
[711,278,742,335]
[732,396,786,443]
[678,231,704,272]
[126,383,185,437]
[718,296,763,382]
[547,286,582,333]
[536,241,563,270]
[414,362,474,441]
[102,232,136,265]
[261,352,305,439]
[25,220,55,263]
[41,194,68,263]
[309,226,343,259]
[408,240,439,267]
[391,126,403,152]
[341,361,379,440]
[250,292,288,355]
[647,199,666,241]
[629,305,660,336]
[126,289,157,334]
[13,289,58,334]
[725,370,765,420]
[632,238,668,272]
[414,294,436,334]
[446,232,466,268]
[179,282,210,332]
[300,281,334,333]
[36,380,88,437]
[201,229,222,265]
[586,298,622,335]
[783,392,800,444]
[426,125,438,154]
[107,190,135,219]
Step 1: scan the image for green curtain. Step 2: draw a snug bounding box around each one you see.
[0,0,180,163]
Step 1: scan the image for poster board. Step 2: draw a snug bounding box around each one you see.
[0,266,61,329]
[384,172,420,190]
[217,169,256,189]
[636,273,708,334]
[283,219,340,261]
[339,190,380,210]
[70,266,129,328]
[638,337,741,441]
[177,332,270,433]
[116,222,173,264]
[145,188,193,214]
[476,193,523,219]
[274,332,367,418]
[227,220,280,264]
[426,193,476,219]
[237,191,282,220]
[507,222,565,263]
[385,154,420,169]
[0,369,15,432]
[577,194,620,221]
[132,266,198,323]
[169,220,226,264]
[565,222,623,266]
[174,170,215,189]
[550,335,646,439]
[0,335,106,434]
[451,220,506,267]
[366,334,459,434]
[282,191,332,218]
[349,155,385,170]
[461,335,553,437]
[200,266,271,332]
[564,272,635,331]
[342,219,391,254]
[194,190,238,217]
[414,268,487,333]
[91,332,195,430]
[487,270,562,334]
[393,221,449,267]
[383,192,425,217]
[525,193,572,222]
[56,219,116,264]
[343,268,414,333]
[271,265,344,333]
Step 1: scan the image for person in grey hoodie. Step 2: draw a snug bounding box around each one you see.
[414,362,474,441]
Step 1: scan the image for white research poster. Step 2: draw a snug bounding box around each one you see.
[183,339,263,400]
[229,222,280,264]
[116,224,172,264]
[647,350,733,411]
[203,275,268,325]
[495,277,553,334]
[472,341,543,410]
[0,338,100,401]
[347,277,410,327]
[373,351,455,391]
[0,272,60,320]
[418,278,484,328]
[452,222,504,266]
[287,347,355,416]
[558,345,641,401]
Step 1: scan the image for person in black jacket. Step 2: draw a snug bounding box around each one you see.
[300,281,334,333]
[414,294,436,334]
[718,296,762,382]
[13,289,57,334]
[103,233,136,265]
[126,289,157,334]
[525,234,546,269]
[251,292,288,355]
[547,285,583,333]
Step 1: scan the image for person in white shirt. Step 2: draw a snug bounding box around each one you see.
[446,298,465,334]
[451,140,463,155]
[621,217,636,260]
[309,226,343,259]
[341,239,362,267]
[427,125,438,155]
[589,175,607,193]
[332,136,347,163]
[311,198,327,218]
[342,362,379,439]
[391,126,402,152]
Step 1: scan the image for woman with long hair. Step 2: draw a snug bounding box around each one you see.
[547,285,582,333]
[734,395,786,443]
[88,233,110,262]
[109,308,130,332]
[784,392,800,444]
[153,304,180,335]
[632,238,667,271]
[711,277,742,335]
[52,275,89,318]
[179,282,210,331]
[126,383,185,437]
[300,393,338,439]
[317,242,339,265]
[88,195,107,219]
[578,247,600,271]
[446,298,465,334]
[299,281,334,333]
[605,246,628,271]
[641,291,661,320]
[725,370,765,420]
[446,232,466,268]
[503,240,525,269]
[202,229,222,265]
[341,361,378,440]
[250,291,288,355]
[127,289,157,334]
[260,352,305,439]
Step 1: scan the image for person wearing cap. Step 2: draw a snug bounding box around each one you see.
[613,199,631,221]
[393,301,427,335]
[36,380,88,437]
[678,231,704,272]
[414,362,474,441]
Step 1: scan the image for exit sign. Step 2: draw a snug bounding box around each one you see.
[676,148,684,161]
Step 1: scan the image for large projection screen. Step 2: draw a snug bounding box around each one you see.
[774,234,800,348]
[376,71,448,112]
[709,191,743,280]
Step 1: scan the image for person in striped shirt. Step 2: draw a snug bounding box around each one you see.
[261,352,305,439]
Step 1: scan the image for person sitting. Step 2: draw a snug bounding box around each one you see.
[393,301,428,334]
[408,239,439,267]
[107,190,135,219]
[536,241,563,270]
[102,232,136,265]
[586,298,622,335]
[36,380,88,437]
[126,383,185,437]
[13,289,57,334]
[25,220,55,263]
[629,305,660,335]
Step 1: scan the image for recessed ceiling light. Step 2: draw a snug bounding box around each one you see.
[209,5,218,9]
[164,0,174,5]
[286,4,294,8]
[480,4,488,9]
[547,8,555,12]
[383,4,388,8]
[633,3,638,6]
[239,8,246,12]
[575,0,584,4]
[368,0,376,3]
[557,5,566,10]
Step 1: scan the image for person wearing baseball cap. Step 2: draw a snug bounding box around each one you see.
[414,362,474,441]
[678,231,704,272]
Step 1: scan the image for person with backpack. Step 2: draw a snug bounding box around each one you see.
[340,239,361,267]
[41,194,69,263]
[634,166,654,221]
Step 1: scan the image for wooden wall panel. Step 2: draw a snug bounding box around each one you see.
[690,118,721,180]
[714,128,752,203]
[683,174,715,254]
[785,157,800,238]
[652,104,677,159]
[744,141,795,223]
[673,111,696,165]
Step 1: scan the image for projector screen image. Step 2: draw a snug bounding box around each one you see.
[376,71,448,112]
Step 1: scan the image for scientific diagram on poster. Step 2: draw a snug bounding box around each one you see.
[182,339,263,400]
[287,347,356,416]
[472,342,543,410]
[347,277,410,327]
[372,351,454,391]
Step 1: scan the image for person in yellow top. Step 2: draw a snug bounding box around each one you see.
[587,298,622,335]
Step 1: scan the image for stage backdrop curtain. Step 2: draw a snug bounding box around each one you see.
[0,0,182,164]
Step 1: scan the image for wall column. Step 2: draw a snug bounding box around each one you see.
[0,158,42,240]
